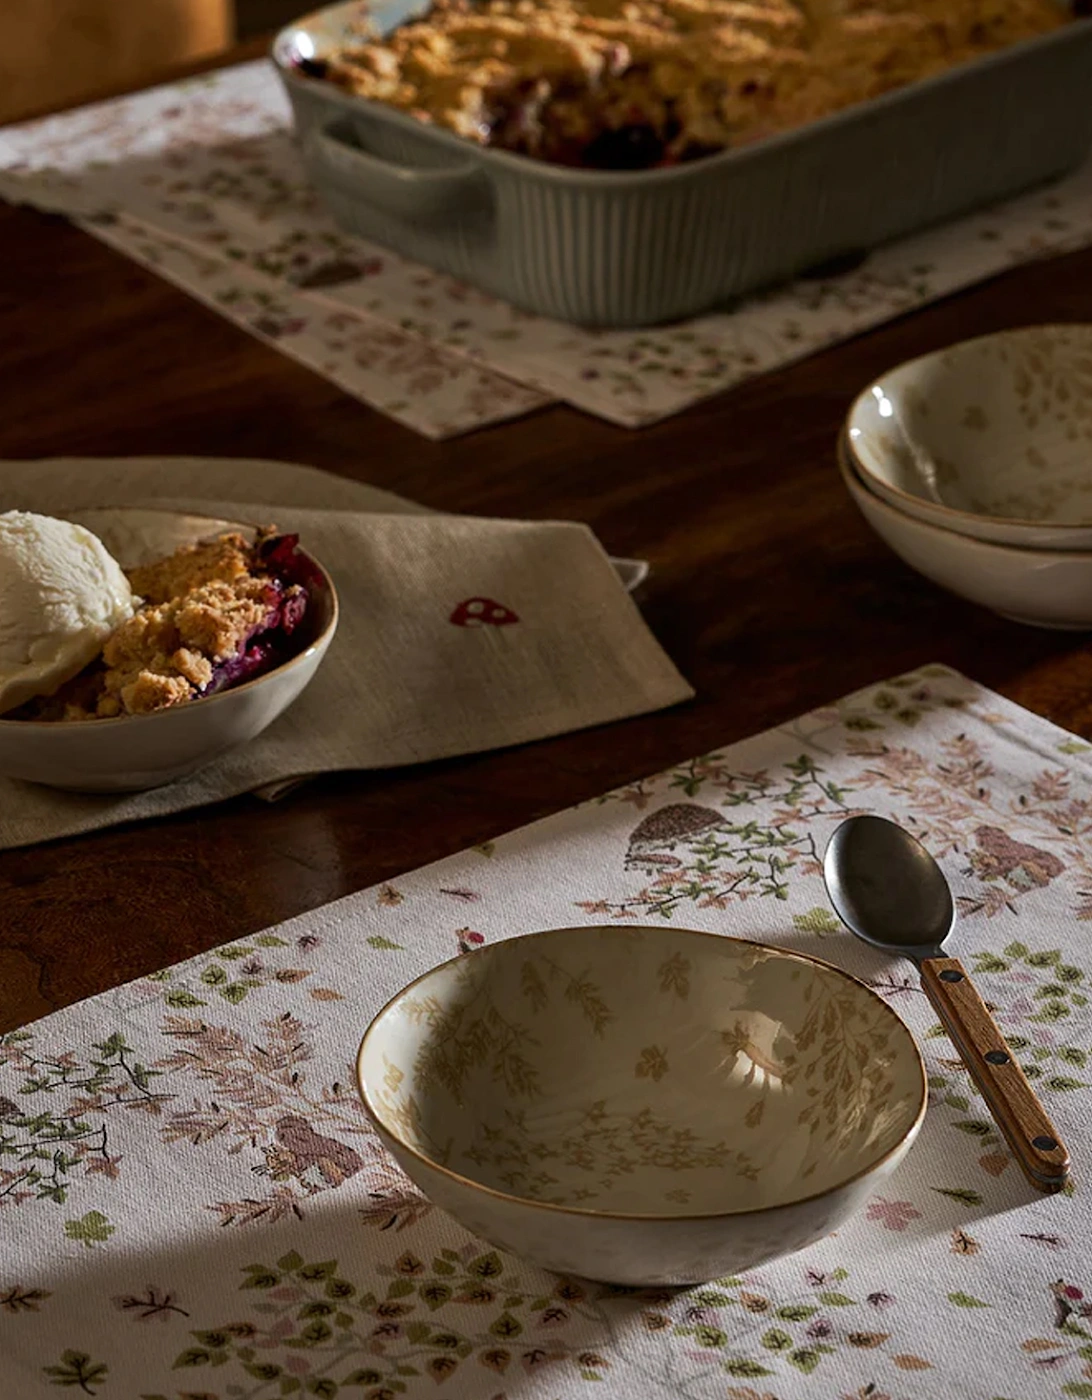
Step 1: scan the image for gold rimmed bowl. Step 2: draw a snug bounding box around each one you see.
[845,324,1092,550]
[356,925,927,1285]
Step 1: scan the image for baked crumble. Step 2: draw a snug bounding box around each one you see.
[13,530,313,722]
[307,0,1072,169]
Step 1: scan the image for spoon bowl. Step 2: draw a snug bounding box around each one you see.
[824,815,953,962]
[823,814,1070,1192]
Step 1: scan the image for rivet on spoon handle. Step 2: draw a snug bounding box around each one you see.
[920,955,1070,1191]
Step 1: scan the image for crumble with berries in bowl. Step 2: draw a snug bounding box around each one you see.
[0,508,338,792]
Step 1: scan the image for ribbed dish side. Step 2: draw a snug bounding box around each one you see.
[282,13,1092,327]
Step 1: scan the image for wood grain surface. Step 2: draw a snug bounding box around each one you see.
[2,72,1092,1033]
[919,956,1070,1191]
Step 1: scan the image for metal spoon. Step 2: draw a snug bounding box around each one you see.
[823,814,1070,1192]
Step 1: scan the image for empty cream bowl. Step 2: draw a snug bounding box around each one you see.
[839,440,1092,630]
[356,925,926,1285]
[847,323,1092,550]
[0,508,338,792]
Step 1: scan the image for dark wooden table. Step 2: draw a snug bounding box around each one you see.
[2,52,1091,1035]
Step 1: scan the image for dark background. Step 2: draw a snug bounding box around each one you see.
[236,0,306,37]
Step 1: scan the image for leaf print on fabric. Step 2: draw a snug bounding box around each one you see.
[791,907,840,937]
[0,1284,50,1313]
[842,732,1087,919]
[1020,1232,1069,1251]
[152,1012,418,1225]
[63,1211,114,1247]
[951,1228,981,1255]
[154,941,317,1009]
[41,1349,108,1393]
[111,1286,189,1321]
[208,1185,304,1228]
[932,1187,985,1206]
[664,1266,923,1384]
[584,760,853,921]
[0,1030,168,1206]
[170,1246,619,1392]
[865,1198,922,1231]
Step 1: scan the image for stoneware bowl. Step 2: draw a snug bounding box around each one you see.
[846,324,1092,550]
[0,508,338,793]
[356,925,927,1285]
[839,438,1092,630]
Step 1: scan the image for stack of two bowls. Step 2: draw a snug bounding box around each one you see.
[840,324,1092,630]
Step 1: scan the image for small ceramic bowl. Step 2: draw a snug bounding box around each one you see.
[356,925,926,1285]
[0,508,338,792]
[839,437,1092,630]
[846,324,1092,550]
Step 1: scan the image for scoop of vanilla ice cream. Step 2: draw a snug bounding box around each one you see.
[0,511,139,716]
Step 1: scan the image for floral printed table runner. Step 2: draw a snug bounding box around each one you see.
[3,62,1092,438]
[4,664,1092,1398]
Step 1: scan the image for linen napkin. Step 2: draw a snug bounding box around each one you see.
[0,457,692,850]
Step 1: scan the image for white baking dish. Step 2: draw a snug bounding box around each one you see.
[274,2,1092,327]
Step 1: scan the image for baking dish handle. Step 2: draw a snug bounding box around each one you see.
[305,121,488,219]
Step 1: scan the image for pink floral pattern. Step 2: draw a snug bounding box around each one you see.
[3,663,1092,1397]
[3,62,1092,436]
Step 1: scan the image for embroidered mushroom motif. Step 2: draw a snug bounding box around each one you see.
[1052,1279,1092,1328]
[450,597,519,627]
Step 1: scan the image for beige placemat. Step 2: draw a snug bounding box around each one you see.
[5,62,1092,435]
[0,457,692,849]
[5,665,1092,1399]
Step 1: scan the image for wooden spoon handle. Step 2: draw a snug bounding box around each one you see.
[920,956,1070,1191]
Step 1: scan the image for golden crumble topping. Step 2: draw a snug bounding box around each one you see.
[25,528,311,722]
[126,532,254,604]
[315,0,1071,166]
[92,577,275,719]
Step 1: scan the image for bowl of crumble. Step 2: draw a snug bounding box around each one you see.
[0,508,338,793]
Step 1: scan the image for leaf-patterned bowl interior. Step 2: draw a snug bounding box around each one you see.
[358,926,926,1217]
[848,324,1092,527]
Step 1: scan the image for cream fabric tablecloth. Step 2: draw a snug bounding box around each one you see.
[2,664,1091,1397]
